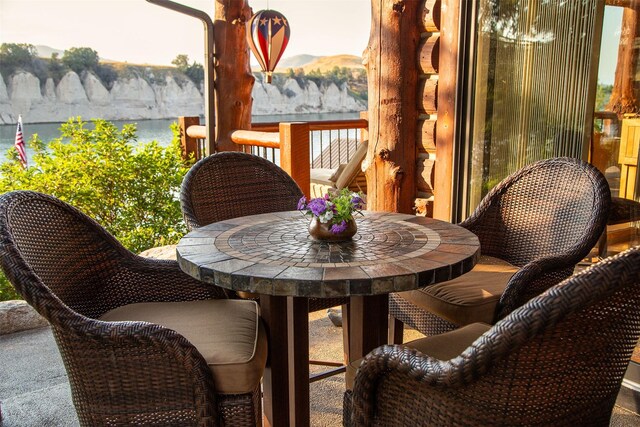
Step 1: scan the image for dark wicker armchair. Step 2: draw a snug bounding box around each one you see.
[0,191,267,426]
[180,151,350,372]
[390,157,611,339]
[345,245,640,426]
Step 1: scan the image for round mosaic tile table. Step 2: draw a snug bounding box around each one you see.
[176,210,480,427]
[177,210,479,298]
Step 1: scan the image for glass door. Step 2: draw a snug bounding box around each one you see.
[461,0,604,216]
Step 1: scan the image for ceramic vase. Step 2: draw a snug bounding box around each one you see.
[308,217,357,242]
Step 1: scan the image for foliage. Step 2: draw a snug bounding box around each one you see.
[95,63,119,89]
[595,83,613,112]
[298,188,365,234]
[0,43,37,81]
[0,118,193,301]
[62,47,99,74]
[172,54,204,87]
[0,276,20,301]
[48,52,67,83]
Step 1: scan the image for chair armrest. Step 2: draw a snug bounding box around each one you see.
[54,318,218,423]
[349,344,473,426]
[495,255,576,320]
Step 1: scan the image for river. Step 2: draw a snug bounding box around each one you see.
[0,112,360,164]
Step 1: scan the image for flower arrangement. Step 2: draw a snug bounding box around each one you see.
[298,188,366,234]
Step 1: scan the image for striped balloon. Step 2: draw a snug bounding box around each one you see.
[246,9,290,83]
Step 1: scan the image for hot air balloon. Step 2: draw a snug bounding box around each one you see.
[246,9,290,83]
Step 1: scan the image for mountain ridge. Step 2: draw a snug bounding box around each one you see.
[33,44,363,73]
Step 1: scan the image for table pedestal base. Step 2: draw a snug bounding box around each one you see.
[260,294,389,427]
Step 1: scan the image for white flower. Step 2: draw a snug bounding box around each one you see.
[319,210,334,223]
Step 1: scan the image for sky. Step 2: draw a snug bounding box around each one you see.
[0,0,620,83]
[599,6,622,86]
[0,0,372,66]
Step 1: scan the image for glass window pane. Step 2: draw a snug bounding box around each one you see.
[466,0,602,213]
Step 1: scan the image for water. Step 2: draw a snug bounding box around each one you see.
[0,112,360,164]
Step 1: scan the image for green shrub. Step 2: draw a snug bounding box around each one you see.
[0,118,194,301]
[171,54,204,87]
[62,47,99,74]
[0,43,37,82]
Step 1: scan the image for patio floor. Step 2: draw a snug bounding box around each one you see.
[1,310,640,426]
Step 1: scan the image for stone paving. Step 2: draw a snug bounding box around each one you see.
[2,311,640,426]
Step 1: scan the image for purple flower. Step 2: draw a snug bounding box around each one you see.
[308,198,327,216]
[297,196,307,211]
[351,195,365,209]
[330,220,348,234]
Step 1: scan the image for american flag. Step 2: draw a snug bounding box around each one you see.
[14,115,27,168]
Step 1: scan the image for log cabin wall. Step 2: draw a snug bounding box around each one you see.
[415,0,440,217]
[364,0,420,214]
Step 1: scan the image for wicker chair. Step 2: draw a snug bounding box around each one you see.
[180,151,350,375]
[389,157,611,340]
[0,191,267,427]
[345,245,640,426]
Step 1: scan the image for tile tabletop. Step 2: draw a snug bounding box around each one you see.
[177,211,480,297]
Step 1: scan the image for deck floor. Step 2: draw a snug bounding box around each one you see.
[1,311,639,426]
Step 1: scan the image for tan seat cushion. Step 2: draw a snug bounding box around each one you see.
[346,322,491,389]
[397,255,519,326]
[100,299,267,395]
[329,163,347,183]
[310,168,336,186]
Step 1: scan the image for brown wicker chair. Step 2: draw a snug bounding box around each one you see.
[180,151,350,376]
[389,157,611,339]
[0,191,266,427]
[345,245,640,426]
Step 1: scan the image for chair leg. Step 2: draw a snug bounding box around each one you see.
[308,304,351,383]
[388,314,404,344]
[342,303,350,364]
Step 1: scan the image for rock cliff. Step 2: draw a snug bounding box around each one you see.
[0,70,366,124]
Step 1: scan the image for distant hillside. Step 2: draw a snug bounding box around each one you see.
[302,55,364,73]
[34,45,64,58]
[277,54,319,69]
[35,44,116,62]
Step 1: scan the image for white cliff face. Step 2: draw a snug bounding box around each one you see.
[0,71,366,124]
[7,72,42,119]
[251,77,365,115]
[56,71,88,104]
[0,74,9,103]
[83,72,110,105]
[0,74,11,124]
[154,76,202,118]
[43,78,56,101]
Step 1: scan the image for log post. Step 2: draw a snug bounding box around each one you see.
[279,122,311,198]
[433,0,461,221]
[178,116,201,161]
[605,4,640,116]
[214,0,254,152]
[364,0,419,213]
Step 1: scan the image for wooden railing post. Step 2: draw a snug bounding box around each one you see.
[279,122,311,198]
[179,116,201,161]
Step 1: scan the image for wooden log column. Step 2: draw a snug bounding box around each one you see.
[433,0,460,221]
[364,0,420,213]
[214,0,254,152]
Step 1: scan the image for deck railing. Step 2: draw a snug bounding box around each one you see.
[179,115,369,197]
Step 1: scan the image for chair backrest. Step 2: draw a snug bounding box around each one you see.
[461,157,610,267]
[180,151,304,230]
[464,246,640,424]
[0,191,131,320]
[354,247,640,425]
